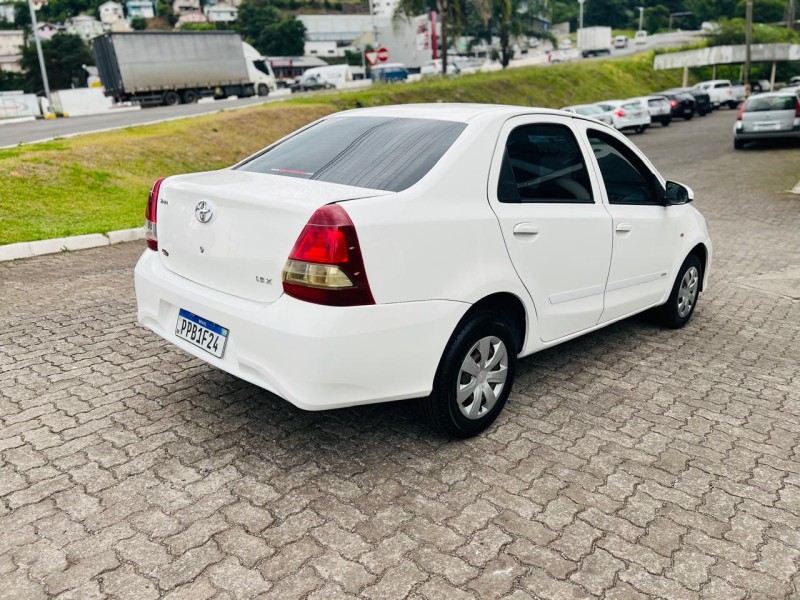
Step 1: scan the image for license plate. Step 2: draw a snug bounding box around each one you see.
[753,122,781,131]
[175,309,228,358]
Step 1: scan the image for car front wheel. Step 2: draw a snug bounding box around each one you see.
[421,311,517,438]
[656,254,702,328]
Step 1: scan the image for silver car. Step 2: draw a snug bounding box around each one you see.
[734,92,800,149]
[560,104,613,126]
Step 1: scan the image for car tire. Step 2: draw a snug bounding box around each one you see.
[734,138,745,150]
[635,125,645,134]
[655,254,703,329]
[257,83,269,97]
[421,311,517,438]
[163,91,180,106]
[728,101,738,109]
[662,119,671,127]
[684,113,693,120]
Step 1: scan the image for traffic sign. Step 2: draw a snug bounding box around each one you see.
[376,47,389,62]
[365,51,378,66]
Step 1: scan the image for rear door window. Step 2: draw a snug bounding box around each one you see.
[746,96,795,111]
[237,116,466,192]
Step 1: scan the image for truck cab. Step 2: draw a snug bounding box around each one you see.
[242,42,277,96]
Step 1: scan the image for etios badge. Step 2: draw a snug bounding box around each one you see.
[195,201,213,224]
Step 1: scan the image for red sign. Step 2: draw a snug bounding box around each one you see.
[376,47,389,62]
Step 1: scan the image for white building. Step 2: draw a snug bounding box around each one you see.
[204,2,237,22]
[0,30,23,73]
[36,22,61,40]
[173,0,200,15]
[297,15,378,43]
[304,40,344,58]
[65,15,105,40]
[175,12,207,27]
[99,0,124,24]
[371,0,399,18]
[0,3,15,23]
[125,0,155,19]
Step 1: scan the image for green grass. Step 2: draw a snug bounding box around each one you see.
[0,52,687,245]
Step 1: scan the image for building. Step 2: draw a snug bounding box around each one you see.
[175,12,207,27]
[304,40,344,58]
[0,30,23,73]
[297,15,378,44]
[0,2,15,23]
[35,22,61,40]
[173,0,200,16]
[125,0,155,19]
[98,0,124,24]
[65,15,105,40]
[268,55,328,86]
[204,2,237,23]
[371,0,398,18]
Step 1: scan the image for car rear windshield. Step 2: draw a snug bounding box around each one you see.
[237,116,466,193]
[746,96,796,112]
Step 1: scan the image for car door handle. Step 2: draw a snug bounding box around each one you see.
[513,223,539,235]
[616,223,632,232]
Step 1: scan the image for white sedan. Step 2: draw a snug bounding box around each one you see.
[560,104,614,126]
[595,99,652,133]
[135,104,712,437]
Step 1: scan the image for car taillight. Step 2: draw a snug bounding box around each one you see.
[670,100,678,107]
[282,204,375,307]
[737,103,746,121]
[615,109,626,117]
[795,100,800,118]
[145,177,166,251]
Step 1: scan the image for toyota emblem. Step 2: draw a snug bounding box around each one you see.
[195,201,213,224]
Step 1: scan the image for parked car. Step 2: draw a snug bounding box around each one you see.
[634,30,648,44]
[657,90,696,120]
[561,104,614,126]
[613,35,628,49]
[693,79,740,109]
[370,63,409,83]
[420,59,460,76]
[594,99,651,133]
[637,95,672,126]
[734,92,800,149]
[662,87,712,116]
[135,104,711,437]
[290,75,333,93]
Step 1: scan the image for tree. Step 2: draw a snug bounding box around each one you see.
[21,32,93,92]
[130,15,147,29]
[735,0,787,23]
[644,4,669,33]
[237,0,305,55]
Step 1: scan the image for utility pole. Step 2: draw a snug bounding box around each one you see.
[637,6,644,31]
[744,0,753,97]
[789,0,796,31]
[578,0,584,30]
[27,0,51,109]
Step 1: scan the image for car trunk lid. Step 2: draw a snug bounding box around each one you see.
[156,169,391,303]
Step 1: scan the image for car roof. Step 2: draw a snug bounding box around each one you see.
[334,103,587,123]
[748,91,799,99]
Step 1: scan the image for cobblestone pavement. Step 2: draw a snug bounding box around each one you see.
[1,110,799,599]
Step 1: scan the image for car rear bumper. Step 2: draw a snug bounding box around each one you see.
[135,250,468,410]
[734,126,800,141]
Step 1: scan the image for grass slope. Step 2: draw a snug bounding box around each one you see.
[0,52,685,245]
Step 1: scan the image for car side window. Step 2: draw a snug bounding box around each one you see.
[498,123,593,204]
[587,129,662,206]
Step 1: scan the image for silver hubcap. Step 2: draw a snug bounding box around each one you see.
[677,266,699,318]
[456,336,509,420]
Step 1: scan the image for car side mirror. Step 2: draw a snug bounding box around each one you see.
[666,180,694,205]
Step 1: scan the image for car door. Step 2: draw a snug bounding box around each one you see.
[584,128,682,324]
[487,115,612,342]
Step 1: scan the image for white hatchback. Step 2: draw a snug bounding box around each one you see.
[595,99,652,133]
[135,104,712,437]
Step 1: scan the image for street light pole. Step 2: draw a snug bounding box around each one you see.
[27,0,51,108]
[578,0,584,30]
[637,6,644,31]
[744,0,753,97]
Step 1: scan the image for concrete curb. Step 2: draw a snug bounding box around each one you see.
[0,227,144,262]
[0,116,36,126]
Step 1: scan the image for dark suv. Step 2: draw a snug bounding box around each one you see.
[663,87,713,116]
[657,90,697,120]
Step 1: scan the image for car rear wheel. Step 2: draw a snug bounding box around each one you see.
[635,125,645,134]
[734,138,745,150]
[661,119,671,127]
[655,254,702,328]
[728,101,738,109]
[421,311,517,438]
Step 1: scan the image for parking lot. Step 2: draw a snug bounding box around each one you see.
[1,108,799,599]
